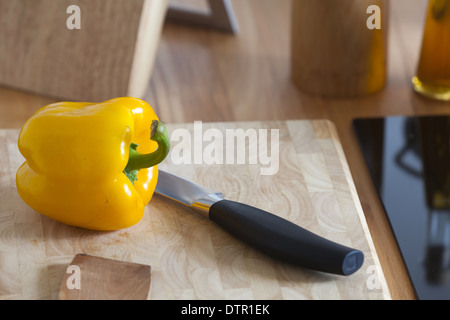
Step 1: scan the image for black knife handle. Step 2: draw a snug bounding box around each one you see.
[209,200,364,275]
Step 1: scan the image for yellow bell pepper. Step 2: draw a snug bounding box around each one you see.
[16,97,170,230]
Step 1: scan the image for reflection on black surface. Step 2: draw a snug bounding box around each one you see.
[354,116,450,300]
[394,118,422,178]
[426,210,450,284]
[419,117,450,286]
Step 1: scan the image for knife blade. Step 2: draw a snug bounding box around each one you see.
[155,170,364,276]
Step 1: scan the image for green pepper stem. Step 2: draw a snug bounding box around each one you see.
[124,121,170,182]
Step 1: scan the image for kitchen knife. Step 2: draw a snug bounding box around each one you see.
[155,170,364,276]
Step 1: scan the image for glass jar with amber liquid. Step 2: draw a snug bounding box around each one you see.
[413,0,450,100]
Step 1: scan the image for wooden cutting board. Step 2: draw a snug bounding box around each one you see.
[0,120,390,299]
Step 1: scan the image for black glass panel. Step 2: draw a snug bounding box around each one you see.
[354,115,450,300]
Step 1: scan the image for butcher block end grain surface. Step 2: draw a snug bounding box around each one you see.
[0,120,390,300]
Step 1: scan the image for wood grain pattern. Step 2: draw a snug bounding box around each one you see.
[0,120,390,299]
[0,0,167,101]
[0,0,432,299]
[290,0,387,97]
[58,254,151,300]
[128,0,169,99]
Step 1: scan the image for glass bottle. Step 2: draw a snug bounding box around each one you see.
[413,0,450,101]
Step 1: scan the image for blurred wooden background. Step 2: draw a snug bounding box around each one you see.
[0,0,168,101]
[1,0,448,299]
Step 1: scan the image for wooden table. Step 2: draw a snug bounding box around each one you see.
[0,0,448,299]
